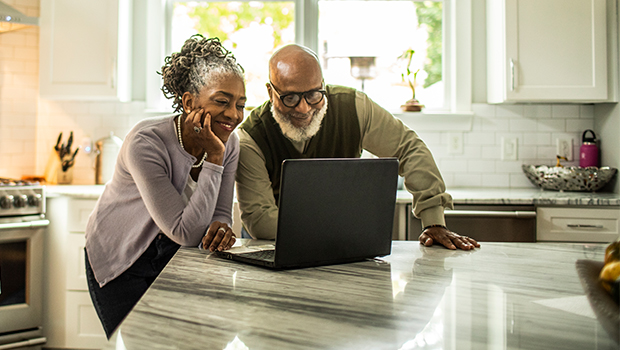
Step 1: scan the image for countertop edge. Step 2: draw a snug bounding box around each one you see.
[44,185,620,206]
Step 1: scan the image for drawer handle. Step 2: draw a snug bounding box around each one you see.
[444,210,536,218]
[0,337,46,350]
[567,224,604,229]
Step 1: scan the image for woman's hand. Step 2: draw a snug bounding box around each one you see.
[202,221,236,252]
[183,109,225,165]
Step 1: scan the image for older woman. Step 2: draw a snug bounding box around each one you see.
[84,35,246,338]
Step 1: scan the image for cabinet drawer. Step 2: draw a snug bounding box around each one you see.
[67,199,97,233]
[65,291,107,349]
[66,233,88,291]
[537,207,620,242]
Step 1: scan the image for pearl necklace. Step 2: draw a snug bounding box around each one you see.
[177,115,208,168]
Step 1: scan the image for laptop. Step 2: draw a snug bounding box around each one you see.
[215,157,399,269]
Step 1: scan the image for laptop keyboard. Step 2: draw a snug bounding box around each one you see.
[239,249,275,261]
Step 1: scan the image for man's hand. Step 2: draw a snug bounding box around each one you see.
[419,226,480,250]
[202,221,236,252]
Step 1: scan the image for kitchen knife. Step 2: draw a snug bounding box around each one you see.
[66,131,73,154]
[62,147,80,171]
[59,142,65,159]
[54,132,62,151]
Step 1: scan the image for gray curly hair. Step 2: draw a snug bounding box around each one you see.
[159,35,245,112]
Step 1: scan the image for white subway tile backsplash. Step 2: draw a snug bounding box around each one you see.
[440,160,469,172]
[464,131,495,145]
[494,160,523,173]
[536,146,558,161]
[0,47,14,59]
[451,173,482,187]
[481,145,501,159]
[580,105,594,119]
[25,34,38,48]
[509,118,537,131]
[466,160,495,173]
[522,132,551,146]
[523,105,552,119]
[479,117,510,131]
[496,104,524,118]
[89,102,117,115]
[552,104,580,119]
[518,145,537,160]
[481,174,510,188]
[0,32,27,46]
[566,119,595,132]
[537,119,565,132]
[472,103,496,117]
[510,173,534,188]
[14,47,37,60]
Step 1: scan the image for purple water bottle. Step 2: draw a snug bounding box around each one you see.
[579,129,599,168]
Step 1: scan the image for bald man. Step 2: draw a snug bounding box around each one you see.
[236,44,479,250]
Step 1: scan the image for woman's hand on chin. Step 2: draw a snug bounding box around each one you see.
[185,109,225,165]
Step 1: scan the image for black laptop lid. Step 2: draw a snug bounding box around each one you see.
[274,158,399,268]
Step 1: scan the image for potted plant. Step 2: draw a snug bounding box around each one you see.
[398,49,424,112]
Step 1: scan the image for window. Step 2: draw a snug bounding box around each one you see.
[155,0,471,114]
[318,1,443,110]
[171,2,295,107]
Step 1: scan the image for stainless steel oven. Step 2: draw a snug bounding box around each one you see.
[0,179,47,350]
[407,204,537,242]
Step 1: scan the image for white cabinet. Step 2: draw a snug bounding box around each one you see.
[39,0,132,101]
[487,0,612,103]
[537,207,620,242]
[43,196,107,349]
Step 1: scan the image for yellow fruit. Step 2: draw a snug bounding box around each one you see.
[604,241,620,265]
[600,260,620,282]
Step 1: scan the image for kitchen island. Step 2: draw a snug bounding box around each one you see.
[102,241,618,350]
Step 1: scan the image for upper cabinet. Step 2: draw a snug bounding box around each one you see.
[39,0,132,101]
[487,0,615,103]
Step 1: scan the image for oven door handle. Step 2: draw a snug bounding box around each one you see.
[0,219,50,231]
[0,337,47,350]
[444,210,536,218]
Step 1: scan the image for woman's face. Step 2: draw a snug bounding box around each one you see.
[186,74,246,143]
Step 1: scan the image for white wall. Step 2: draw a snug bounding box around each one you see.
[595,103,620,192]
[0,0,39,179]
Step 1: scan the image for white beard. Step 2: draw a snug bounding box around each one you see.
[271,98,328,143]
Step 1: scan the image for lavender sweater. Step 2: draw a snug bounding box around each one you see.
[85,115,238,287]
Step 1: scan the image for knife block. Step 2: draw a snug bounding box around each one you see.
[43,149,61,184]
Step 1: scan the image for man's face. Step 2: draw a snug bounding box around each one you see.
[268,79,328,142]
[271,97,328,143]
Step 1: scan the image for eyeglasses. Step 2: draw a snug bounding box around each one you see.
[269,82,326,108]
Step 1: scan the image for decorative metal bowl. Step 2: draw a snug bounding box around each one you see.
[522,164,617,192]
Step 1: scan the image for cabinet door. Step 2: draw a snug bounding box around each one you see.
[66,233,88,291]
[65,291,107,349]
[487,0,608,102]
[39,0,131,101]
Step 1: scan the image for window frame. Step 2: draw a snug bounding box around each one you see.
[147,0,471,116]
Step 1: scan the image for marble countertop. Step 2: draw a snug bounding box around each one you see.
[103,241,618,350]
[397,187,620,206]
[45,185,620,206]
[44,184,105,199]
